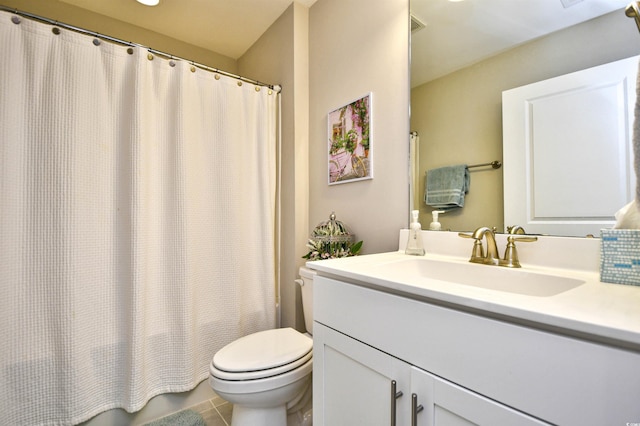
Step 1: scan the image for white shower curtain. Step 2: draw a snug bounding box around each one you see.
[409,131,419,212]
[0,11,277,425]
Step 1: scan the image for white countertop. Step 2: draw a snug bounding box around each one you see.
[307,243,640,350]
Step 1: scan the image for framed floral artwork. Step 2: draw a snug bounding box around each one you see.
[327,93,372,185]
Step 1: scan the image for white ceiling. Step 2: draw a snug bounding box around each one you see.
[58,0,631,87]
[410,0,631,87]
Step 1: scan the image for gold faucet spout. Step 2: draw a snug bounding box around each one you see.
[470,226,499,264]
[460,225,537,268]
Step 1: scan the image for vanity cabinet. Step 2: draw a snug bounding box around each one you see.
[312,275,640,426]
[314,323,547,425]
[410,367,548,425]
[313,323,411,425]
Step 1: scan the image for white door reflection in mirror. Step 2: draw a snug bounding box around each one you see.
[503,55,638,237]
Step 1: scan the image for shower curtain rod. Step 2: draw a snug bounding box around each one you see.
[0,5,281,92]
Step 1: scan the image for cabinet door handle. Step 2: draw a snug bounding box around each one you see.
[411,393,424,426]
[390,380,403,426]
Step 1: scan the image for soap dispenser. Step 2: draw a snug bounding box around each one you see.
[405,210,425,256]
[429,210,445,231]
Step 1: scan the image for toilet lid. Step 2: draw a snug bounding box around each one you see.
[213,327,312,373]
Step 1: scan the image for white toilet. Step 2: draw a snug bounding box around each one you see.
[209,267,316,426]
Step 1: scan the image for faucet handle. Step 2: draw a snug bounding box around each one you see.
[458,232,485,261]
[510,235,537,243]
[507,225,526,235]
[501,235,537,268]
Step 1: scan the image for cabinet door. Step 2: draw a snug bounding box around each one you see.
[410,367,550,426]
[313,323,411,426]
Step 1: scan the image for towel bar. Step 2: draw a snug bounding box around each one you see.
[467,161,502,170]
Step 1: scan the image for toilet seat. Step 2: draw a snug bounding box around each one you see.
[210,356,313,395]
[211,328,313,381]
[211,350,312,381]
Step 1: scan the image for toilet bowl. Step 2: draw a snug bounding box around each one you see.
[209,267,315,426]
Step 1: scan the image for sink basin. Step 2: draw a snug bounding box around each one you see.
[362,257,585,297]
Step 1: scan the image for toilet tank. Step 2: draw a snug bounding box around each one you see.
[297,267,316,335]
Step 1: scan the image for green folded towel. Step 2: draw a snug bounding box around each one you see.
[425,164,470,210]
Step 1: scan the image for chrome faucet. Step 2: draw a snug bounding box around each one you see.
[459,226,537,268]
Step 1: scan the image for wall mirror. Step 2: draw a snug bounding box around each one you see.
[409,0,638,237]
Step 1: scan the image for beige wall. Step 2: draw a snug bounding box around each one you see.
[309,0,411,255]
[2,0,237,72]
[411,10,640,233]
[238,3,310,332]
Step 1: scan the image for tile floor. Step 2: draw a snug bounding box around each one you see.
[154,391,314,426]
[152,392,233,426]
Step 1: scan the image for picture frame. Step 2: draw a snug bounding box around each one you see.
[327,93,372,185]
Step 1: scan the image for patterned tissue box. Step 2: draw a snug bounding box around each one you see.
[600,229,640,286]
